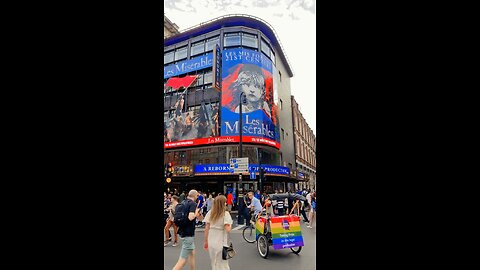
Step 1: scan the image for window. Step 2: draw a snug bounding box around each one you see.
[190,40,205,56]
[242,33,258,48]
[261,39,271,58]
[205,36,220,51]
[204,71,213,84]
[224,33,241,47]
[164,51,174,64]
[270,50,275,64]
[193,73,204,86]
[174,46,187,61]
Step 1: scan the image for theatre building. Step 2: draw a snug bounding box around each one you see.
[163,15,297,197]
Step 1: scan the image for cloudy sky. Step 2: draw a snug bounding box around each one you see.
[165,0,316,135]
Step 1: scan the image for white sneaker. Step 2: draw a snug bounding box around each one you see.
[307,225,313,228]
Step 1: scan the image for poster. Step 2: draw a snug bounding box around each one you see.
[256,215,304,250]
[220,48,280,144]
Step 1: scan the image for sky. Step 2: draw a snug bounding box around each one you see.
[165,0,316,135]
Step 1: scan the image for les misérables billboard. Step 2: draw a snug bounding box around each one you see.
[220,48,280,149]
[164,47,280,149]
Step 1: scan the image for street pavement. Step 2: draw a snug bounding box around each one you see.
[163,215,316,269]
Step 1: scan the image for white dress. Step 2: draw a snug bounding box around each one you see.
[204,211,233,270]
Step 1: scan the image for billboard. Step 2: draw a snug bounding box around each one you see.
[220,48,280,145]
[163,47,281,150]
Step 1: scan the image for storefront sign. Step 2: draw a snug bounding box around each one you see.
[194,163,289,176]
[164,52,213,79]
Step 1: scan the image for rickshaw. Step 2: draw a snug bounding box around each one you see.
[242,193,307,258]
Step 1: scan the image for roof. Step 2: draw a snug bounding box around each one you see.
[164,14,293,77]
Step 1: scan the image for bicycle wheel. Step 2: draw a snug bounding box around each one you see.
[242,225,256,243]
[290,246,302,254]
[257,234,269,258]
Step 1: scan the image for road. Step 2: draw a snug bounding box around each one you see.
[163,216,316,269]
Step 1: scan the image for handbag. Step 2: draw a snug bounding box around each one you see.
[222,213,235,260]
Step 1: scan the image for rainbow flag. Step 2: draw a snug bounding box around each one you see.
[255,215,304,250]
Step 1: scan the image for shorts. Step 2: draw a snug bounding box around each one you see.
[179,236,195,259]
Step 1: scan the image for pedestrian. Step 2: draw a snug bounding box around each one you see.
[164,195,180,247]
[203,195,233,270]
[298,199,309,223]
[179,191,185,203]
[172,190,204,270]
[206,194,214,214]
[226,192,233,212]
[196,191,205,227]
[307,192,316,228]
[254,190,261,200]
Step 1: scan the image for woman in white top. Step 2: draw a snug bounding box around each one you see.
[203,195,233,270]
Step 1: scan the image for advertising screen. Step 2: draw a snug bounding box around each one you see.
[220,48,280,145]
[163,48,280,150]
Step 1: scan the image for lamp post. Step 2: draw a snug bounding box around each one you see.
[237,92,246,225]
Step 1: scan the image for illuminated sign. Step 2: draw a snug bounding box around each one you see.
[164,52,213,79]
[194,163,289,176]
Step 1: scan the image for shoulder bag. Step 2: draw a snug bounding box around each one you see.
[222,213,235,260]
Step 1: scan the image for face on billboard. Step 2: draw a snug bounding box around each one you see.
[221,48,279,143]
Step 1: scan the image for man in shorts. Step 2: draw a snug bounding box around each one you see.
[172,190,203,270]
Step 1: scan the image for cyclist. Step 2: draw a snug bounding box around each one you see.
[246,191,262,225]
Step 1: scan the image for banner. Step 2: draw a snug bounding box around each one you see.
[164,52,213,79]
[256,215,304,250]
[164,135,280,149]
[220,48,280,145]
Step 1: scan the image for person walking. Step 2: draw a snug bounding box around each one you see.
[179,191,186,203]
[307,192,316,228]
[226,192,233,212]
[203,195,233,270]
[206,194,214,214]
[164,195,180,246]
[172,190,204,270]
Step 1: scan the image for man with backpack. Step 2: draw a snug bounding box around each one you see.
[172,190,203,270]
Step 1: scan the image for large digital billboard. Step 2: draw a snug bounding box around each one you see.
[220,48,280,144]
[163,47,280,150]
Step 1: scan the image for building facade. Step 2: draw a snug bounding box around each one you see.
[163,15,297,197]
[291,96,316,190]
[164,14,180,39]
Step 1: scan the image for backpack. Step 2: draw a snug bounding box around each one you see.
[173,201,190,228]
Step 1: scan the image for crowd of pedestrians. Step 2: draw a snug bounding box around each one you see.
[164,188,316,269]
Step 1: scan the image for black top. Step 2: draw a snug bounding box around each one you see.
[179,198,197,237]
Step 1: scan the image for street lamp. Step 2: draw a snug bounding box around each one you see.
[237,91,247,225]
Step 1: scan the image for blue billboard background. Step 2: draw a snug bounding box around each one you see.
[220,48,280,144]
